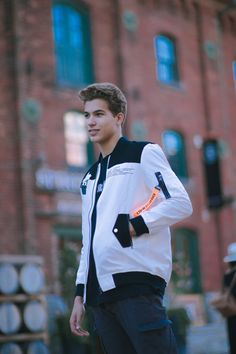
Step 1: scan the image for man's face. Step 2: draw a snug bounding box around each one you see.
[84,99,122,145]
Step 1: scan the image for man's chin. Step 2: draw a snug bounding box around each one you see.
[89,136,101,143]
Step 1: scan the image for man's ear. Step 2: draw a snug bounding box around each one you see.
[116,112,125,126]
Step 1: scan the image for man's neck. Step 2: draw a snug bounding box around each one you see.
[98,134,122,157]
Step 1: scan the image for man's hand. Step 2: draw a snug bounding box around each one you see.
[69,296,89,337]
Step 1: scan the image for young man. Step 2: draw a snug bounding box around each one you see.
[70,82,193,354]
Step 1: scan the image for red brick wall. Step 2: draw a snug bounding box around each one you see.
[0,1,25,254]
[0,0,236,292]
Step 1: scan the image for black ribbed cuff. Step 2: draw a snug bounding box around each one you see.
[129,215,149,237]
[75,284,84,298]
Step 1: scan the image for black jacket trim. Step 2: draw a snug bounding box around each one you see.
[129,215,149,236]
[75,284,84,298]
[112,271,166,292]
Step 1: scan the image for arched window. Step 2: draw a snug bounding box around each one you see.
[172,228,202,294]
[64,111,94,169]
[52,2,94,87]
[162,130,188,180]
[154,34,179,85]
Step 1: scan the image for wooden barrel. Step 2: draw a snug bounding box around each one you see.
[23,301,47,332]
[27,341,49,354]
[0,263,19,294]
[19,263,44,295]
[0,302,22,334]
[0,343,23,354]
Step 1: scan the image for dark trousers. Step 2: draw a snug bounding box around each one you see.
[91,294,178,354]
[227,316,236,354]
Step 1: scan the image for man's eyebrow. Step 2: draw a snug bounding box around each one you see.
[94,109,105,113]
[84,109,105,115]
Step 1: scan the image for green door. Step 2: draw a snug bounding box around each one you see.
[172,228,202,294]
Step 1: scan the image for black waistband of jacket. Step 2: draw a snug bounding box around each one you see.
[112,271,166,292]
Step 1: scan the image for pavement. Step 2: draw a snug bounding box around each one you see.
[186,321,229,354]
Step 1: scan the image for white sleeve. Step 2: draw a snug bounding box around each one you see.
[139,143,193,233]
[75,243,87,286]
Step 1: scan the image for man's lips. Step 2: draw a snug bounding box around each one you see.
[89,129,99,136]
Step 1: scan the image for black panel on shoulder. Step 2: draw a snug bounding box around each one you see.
[80,161,99,191]
[109,137,151,168]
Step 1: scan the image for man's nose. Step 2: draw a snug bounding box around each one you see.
[87,116,96,126]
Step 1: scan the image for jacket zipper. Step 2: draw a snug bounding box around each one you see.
[83,163,101,303]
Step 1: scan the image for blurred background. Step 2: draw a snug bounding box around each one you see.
[0,0,236,353]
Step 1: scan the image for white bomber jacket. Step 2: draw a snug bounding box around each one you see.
[76,137,193,299]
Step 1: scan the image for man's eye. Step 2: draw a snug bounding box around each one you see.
[84,114,89,119]
[97,112,103,116]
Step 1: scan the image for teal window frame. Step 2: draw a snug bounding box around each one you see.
[154,34,179,85]
[162,130,188,180]
[52,1,94,87]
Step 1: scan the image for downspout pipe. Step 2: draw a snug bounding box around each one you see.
[194,3,212,132]
[113,0,124,90]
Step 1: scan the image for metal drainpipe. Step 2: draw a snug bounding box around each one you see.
[113,0,124,90]
[215,2,236,139]
[11,0,26,254]
[113,0,129,136]
[194,2,212,132]
[13,0,37,254]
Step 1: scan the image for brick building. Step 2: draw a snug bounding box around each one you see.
[0,0,236,306]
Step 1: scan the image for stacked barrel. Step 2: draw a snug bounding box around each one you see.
[0,255,50,354]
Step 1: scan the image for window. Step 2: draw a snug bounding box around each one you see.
[233,61,236,80]
[154,34,179,85]
[52,2,94,87]
[162,130,188,180]
[172,228,202,294]
[64,111,94,169]
[233,60,236,91]
[56,235,82,307]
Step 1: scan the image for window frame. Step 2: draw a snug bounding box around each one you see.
[154,33,180,86]
[162,129,189,181]
[52,0,94,88]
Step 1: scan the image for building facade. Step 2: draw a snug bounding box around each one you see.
[0,0,236,305]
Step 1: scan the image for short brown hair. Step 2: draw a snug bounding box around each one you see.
[78,82,127,118]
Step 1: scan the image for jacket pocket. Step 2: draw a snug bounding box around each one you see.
[139,318,171,331]
[138,318,176,354]
[112,214,132,248]
[155,172,171,199]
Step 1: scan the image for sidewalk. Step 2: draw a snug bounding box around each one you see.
[186,321,229,354]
